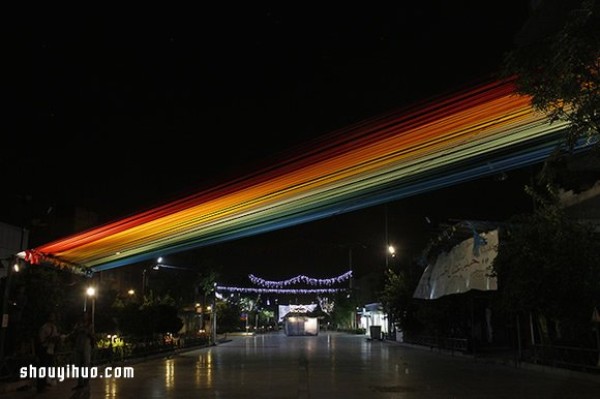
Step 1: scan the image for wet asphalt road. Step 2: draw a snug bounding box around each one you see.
[4,331,599,398]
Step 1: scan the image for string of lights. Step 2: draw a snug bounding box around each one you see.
[247,271,352,287]
[215,285,347,294]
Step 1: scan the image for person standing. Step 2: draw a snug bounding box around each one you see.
[71,313,95,390]
[36,312,60,392]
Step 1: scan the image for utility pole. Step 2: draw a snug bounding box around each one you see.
[212,282,217,345]
[0,226,26,370]
[385,203,389,269]
[0,257,16,367]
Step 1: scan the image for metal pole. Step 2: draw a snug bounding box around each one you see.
[348,247,355,329]
[0,258,15,362]
[516,314,522,365]
[385,204,389,269]
[384,204,392,336]
[594,324,600,367]
[142,269,146,297]
[91,297,96,333]
[348,247,352,271]
[529,312,536,345]
[0,228,25,363]
[212,283,217,345]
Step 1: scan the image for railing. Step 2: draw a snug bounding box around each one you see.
[53,335,211,367]
[404,335,469,354]
[525,344,600,373]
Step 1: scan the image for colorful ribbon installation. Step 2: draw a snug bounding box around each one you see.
[19,78,583,273]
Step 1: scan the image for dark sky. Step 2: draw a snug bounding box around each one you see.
[3,3,536,279]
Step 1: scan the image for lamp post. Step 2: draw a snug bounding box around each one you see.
[0,227,27,366]
[0,257,21,365]
[384,203,398,339]
[142,268,147,297]
[385,203,390,269]
[384,204,397,268]
[387,244,396,264]
[195,303,202,333]
[339,243,366,330]
[212,282,217,345]
[85,286,96,332]
[142,257,165,297]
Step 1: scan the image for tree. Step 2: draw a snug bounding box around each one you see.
[214,300,242,333]
[115,301,183,337]
[197,270,220,306]
[330,291,359,330]
[145,268,197,308]
[491,177,600,344]
[15,266,73,342]
[502,0,600,150]
[115,302,146,337]
[379,265,421,333]
[151,304,183,334]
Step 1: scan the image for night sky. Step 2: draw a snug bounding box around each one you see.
[3,3,535,279]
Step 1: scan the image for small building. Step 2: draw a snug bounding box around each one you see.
[283,312,319,336]
[279,304,319,336]
[358,303,389,339]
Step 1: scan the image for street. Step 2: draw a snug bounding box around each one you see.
[3,331,599,398]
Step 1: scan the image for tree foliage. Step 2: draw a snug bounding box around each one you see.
[379,265,420,332]
[502,0,600,149]
[145,268,198,307]
[330,291,359,329]
[8,266,70,345]
[115,301,183,337]
[215,300,242,333]
[491,176,600,342]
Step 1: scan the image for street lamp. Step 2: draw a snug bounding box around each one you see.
[142,257,164,296]
[212,282,217,345]
[85,286,96,332]
[194,303,203,332]
[385,203,390,269]
[387,245,396,258]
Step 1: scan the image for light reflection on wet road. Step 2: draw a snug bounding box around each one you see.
[4,331,599,398]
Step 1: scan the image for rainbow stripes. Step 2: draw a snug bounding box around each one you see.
[21,78,577,273]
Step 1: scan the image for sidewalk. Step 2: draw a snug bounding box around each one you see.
[0,336,232,395]
[0,346,203,396]
[392,340,600,384]
[0,376,89,398]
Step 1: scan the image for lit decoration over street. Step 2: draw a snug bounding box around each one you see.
[215,286,345,294]
[216,270,351,294]
[248,271,352,287]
